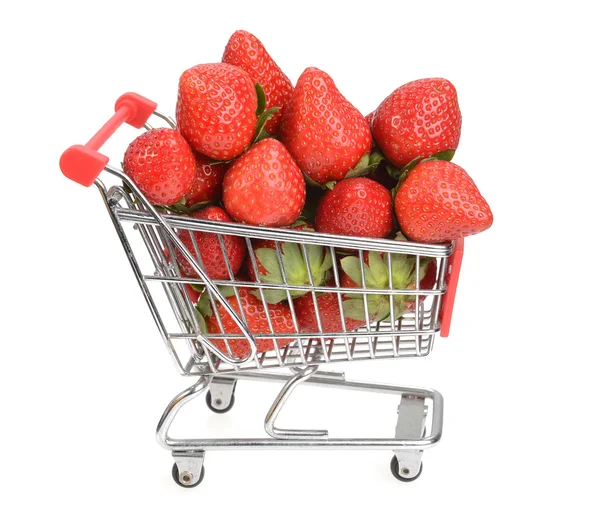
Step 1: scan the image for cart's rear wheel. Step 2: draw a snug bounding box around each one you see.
[205,389,235,413]
[172,463,205,488]
[390,455,423,482]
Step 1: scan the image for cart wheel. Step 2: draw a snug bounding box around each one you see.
[172,463,205,488]
[205,390,235,414]
[390,455,423,482]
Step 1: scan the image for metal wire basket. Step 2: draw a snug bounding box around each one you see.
[104,177,456,376]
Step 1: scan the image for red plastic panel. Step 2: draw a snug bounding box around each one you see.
[439,237,464,338]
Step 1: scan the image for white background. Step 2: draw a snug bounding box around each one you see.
[2,0,599,521]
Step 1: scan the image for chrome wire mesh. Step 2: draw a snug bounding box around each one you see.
[101,180,454,376]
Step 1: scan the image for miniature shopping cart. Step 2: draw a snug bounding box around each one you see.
[60,93,464,487]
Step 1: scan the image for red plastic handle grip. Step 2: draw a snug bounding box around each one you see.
[439,237,464,338]
[59,92,157,186]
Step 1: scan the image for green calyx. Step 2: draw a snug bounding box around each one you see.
[252,242,333,304]
[345,149,386,179]
[340,251,433,322]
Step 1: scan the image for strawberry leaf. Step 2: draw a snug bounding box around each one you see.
[386,164,403,180]
[194,309,207,333]
[342,298,371,321]
[255,83,267,116]
[431,149,455,162]
[340,256,364,286]
[340,256,377,287]
[255,248,284,279]
[344,152,370,178]
[368,251,388,287]
[196,292,213,318]
[190,283,204,292]
[251,288,288,304]
[281,242,306,279]
[208,158,233,166]
[251,107,279,145]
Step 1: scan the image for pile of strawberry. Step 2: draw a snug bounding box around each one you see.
[123,30,493,358]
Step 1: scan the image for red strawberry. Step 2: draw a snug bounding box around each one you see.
[294,290,365,335]
[204,288,296,358]
[246,222,333,304]
[247,222,313,280]
[339,251,435,322]
[123,128,195,205]
[176,63,257,161]
[373,78,461,167]
[222,30,293,135]
[279,67,372,185]
[395,160,493,242]
[365,111,375,128]
[315,178,393,238]
[404,259,438,312]
[175,206,246,279]
[184,153,227,206]
[222,138,306,226]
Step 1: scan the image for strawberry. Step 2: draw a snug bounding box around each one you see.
[222,30,293,135]
[175,206,247,280]
[294,289,365,335]
[279,67,372,185]
[403,259,438,312]
[365,111,375,128]
[222,138,306,226]
[123,128,195,206]
[315,178,393,238]
[395,160,493,242]
[176,63,257,161]
[372,78,461,167]
[247,222,333,304]
[202,288,296,358]
[184,153,227,206]
[340,251,435,322]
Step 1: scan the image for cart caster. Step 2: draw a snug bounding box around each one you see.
[205,390,235,413]
[390,455,423,482]
[206,378,237,413]
[172,463,205,488]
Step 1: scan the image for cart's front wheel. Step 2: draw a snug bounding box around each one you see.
[390,455,423,482]
[205,389,235,413]
[172,463,205,488]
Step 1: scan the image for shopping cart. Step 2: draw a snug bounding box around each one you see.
[60,92,464,487]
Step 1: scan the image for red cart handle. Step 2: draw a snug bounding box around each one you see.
[59,92,157,186]
[439,237,464,337]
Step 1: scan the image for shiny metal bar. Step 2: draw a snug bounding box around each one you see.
[264,366,328,439]
[358,250,375,358]
[117,209,452,257]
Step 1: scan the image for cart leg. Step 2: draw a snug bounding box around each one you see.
[206,377,237,413]
[172,451,206,488]
[156,376,211,450]
[391,395,428,481]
